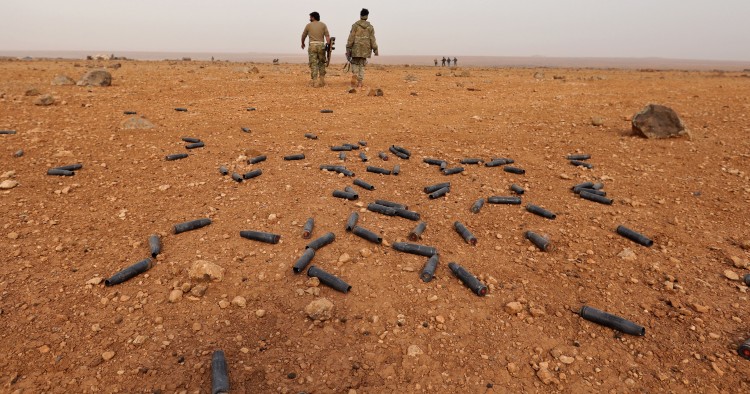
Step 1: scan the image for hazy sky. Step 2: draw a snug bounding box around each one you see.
[1,0,749,60]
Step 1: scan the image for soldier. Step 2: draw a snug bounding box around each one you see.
[346,8,378,89]
[441,57,446,66]
[447,57,451,66]
[453,57,458,66]
[434,58,438,66]
[301,11,330,87]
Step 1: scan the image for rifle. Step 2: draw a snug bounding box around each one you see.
[325,37,336,66]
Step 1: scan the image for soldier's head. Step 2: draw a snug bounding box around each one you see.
[309,12,320,22]
[360,8,369,19]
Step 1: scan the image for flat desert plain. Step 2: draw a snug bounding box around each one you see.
[1,59,750,393]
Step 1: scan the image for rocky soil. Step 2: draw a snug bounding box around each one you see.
[1,59,750,393]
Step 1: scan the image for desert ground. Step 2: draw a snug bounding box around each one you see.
[1,58,750,393]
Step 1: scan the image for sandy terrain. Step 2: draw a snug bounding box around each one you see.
[1,59,750,393]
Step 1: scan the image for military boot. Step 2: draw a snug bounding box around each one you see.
[318,75,326,87]
[350,75,358,88]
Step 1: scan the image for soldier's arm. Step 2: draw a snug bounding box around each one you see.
[301,26,308,49]
[324,25,330,45]
[346,25,355,51]
[370,27,378,56]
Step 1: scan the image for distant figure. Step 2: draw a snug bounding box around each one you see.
[453,57,458,66]
[434,58,438,66]
[441,57,446,66]
[211,56,214,62]
[346,8,378,89]
[301,11,331,87]
[446,57,451,66]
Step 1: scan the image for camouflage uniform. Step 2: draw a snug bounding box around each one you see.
[308,42,326,81]
[346,16,378,87]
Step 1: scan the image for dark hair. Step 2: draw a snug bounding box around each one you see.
[310,12,320,21]
[360,8,369,17]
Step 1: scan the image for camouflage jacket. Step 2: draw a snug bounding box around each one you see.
[346,19,377,58]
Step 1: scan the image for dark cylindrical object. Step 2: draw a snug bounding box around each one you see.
[572,181,595,190]
[0,130,17,135]
[510,184,525,195]
[331,145,353,151]
[148,235,161,258]
[243,169,263,180]
[304,133,318,140]
[374,199,407,210]
[181,137,201,143]
[345,212,359,232]
[333,190,358,200]
[53,163,83,171]
[443,167,464,175]
[175,107,188,112]
[428,186,450,199]
[307,265,351,293]
[219,166,228,176]
[579,305,645,336]
[448,262,487,296]
[13,149,23,157]
[248,155,267,164]
[487,196,522,205]
[454,221,477,245]
[359,152,368,162]
[739,338,750,360]
[367,203,397,216]
[366,166,391,175]
[211,350,230,394]
[353,178,375,190]
[567,154,591,160]
[389,146,409,160]
[320,109,334,113]
[124,111,137,115]
[460,158,482,165]
[574,187,606,196]
[378,152,389,161]
[526,204,556,219]
[284,153,305,160]
[470,198,485,213]
[491,157,515,164]
[343,143,360,150]
[302,218,314,239]
[306,232,335,250]
[166,153,188,161]
[173,218,212,234]
[423,158,446,166]
[525,231,551,252]
[105,258,153,286]
[358,141,367,146]
[420,254,439,283]
[744,274,750,287]
[616,225,653,247]
[580,190,613,205]
[424,182,450,193]
[239,230,281,244]
[503,166,525,174]
[246,107,256,111]
[393,242,437,257]
[408,222,427,241]
[344,186,357,195]
[231,173,243,182]
[485,158,510,167]
[352,226,382,244]
[241,127,251,133]
[47,168,75,176]
[570,160,593,169]
[591,182,604,190]
[392,145,412,156]
[395,208,420,221]
[292,248,316,274]
[393,164,401,175]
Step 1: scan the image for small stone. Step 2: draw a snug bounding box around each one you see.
[338,253,351,263]
[192,322,202,331]
[504,302,523,315]
[435,315,445,324]
[78,69,112,87]
[168,289,183,303]
[7,232,19,240]
[730,256,747,269]
[120,116,155,130]
[618,248,637,261]
[692,303,710,313]
[507,362,519,375]
[559,174,571,180]
[86,277,103,285]
[38,345,50,353]
[255,309,266,318]
[741,240,750,251]
[536,363,556,385]
[189,260,225,282]
[133,335,147,345]
[724,270,740,281]
[407,345,423,357]
[231,296,247,308]
[190,284,208,297]
[305,298,334,321]
[268,213,277,221]
[591,117,604,126]
[218,300,230,309]
[367,88,384,97]
[559,355,575,364]
[360,248,372,258]
[102,351,115,361]
[51,75,76,86]
[0,180,19,190]
[711,362,725,377]
[34,94,55,106]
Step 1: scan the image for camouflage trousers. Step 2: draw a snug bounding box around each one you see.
[350,57,367,82]
[308,43,326,80]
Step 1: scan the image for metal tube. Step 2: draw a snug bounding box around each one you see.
[423,158,446,166]
[592,182,604,190]
[389,146,409,159]
[174,218,212,234]
[231,173,243,182]
[344,186,358,195]
[744,274,750,287]
[0,130,18,134]
[124,111,137,115]
[345,212,359,232]
[487,196,522,205]
[248,155,267,164]
[320,109,334,113]
[105,258,153,286]
[175,107,188,112]
[374,199,408,210]
[185,142,204,149]
[148,235,161,258]
[503,166,525,174]
[359,152,368,162]
[47,168,75,176]
[395,208,420,221]
[358,141,367,146]
[567,154,591,160]
[420,254,439,282]
[366,166,391,175]
[306,232,335,250]
[470,198,485,213]
[460,158,482,165]
[573,187,606,196]
[428,186,450,199]
[579,305,645,336]
[408,222,427,241]
[343,143,360,150]
[392,145,412,156]
[352,226,382,244]
[525,231,551,251]
[165,153,188,161]
[424,182,450,193]
[510,184,525,195]
[211,350,230,394]
[331,145,353,151]
[304,133,318,140]
[243,169,262,180]
[333,190,358,200]
[181,137,201,143]
[454,221,477,245]
[239,230,281,244]
[284,153,305,160]
[572,181,595,190]
[353,179,375,190]
[448,262,487,296]
[739,338,750,360]
[292,248,316,273]
[485,158,511,167]
[579,190,613,205]
[378,152,389,161]
[443,167,464,175]
[616,225,653,247]
[219,166,228,176]
[307,265,351,293]
[53,164,83,171]
[393,164,401,175]
[526,204,556,219]
[393,242,437,257]
[570,160,593,169]
[302,218,314,239]
[367,203,397,216]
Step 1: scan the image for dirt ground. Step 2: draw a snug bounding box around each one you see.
[1,59,750,393]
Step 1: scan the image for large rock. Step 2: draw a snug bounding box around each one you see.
[77,70,112,87]
[51,75,76,86]
[305,298,334,321]
[632,104,688,139]
[188,260,225,282]
[120,116,155,130]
